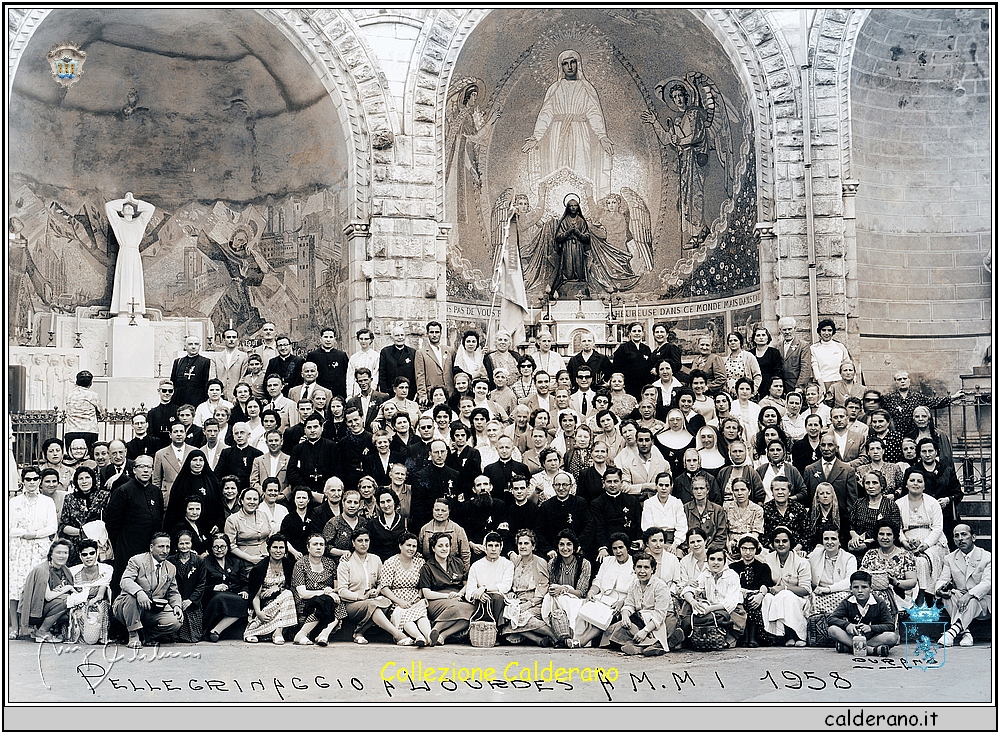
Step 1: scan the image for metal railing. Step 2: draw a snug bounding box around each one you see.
[10,406,145,467]
[933,389,992,498]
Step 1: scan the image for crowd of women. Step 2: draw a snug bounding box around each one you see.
[8,318,965,657]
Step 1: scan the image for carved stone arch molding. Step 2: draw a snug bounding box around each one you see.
[810,8,869,182]
[8,8,387,223]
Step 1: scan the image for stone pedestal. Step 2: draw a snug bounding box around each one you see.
[546,299,614,353]
[107,316,155,378]
[91,377,162,412]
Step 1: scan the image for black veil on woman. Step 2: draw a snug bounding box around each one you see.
[164,450,224,532]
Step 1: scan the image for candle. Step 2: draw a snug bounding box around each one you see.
[76,309,81,333]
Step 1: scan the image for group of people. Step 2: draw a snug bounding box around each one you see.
[9,316,988,657]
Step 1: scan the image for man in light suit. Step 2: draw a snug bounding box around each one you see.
[778,316,812,393]
[803,433,858,510]
[112,533,183,649]
[345,367,388,431]
[618,427,670,498]
[288,362,332,406]
[152,422,194,506]
[517,370,555,414]
[211,328,249,400]
[249,430,290,494]
[935,524,992,647]
[414,320,454,405]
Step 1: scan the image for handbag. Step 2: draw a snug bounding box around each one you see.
[689,612,729,651]
[549,607,572,640]
[469,598,498,648]
[578,600,614,631]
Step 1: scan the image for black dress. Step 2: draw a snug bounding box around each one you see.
[753,347,785,400]
[730,558,774,636]
[367,513,406,562]
[167,552,207,642]
[612,341,654,399]
[202,555,250,636]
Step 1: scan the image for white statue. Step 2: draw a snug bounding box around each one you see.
[106,192,154,317]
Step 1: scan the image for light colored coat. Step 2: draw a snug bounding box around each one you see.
[935,545,992,614]
[151,443,194,505]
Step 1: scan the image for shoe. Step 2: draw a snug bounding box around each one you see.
[273,633,285,645]
[353,634,369,645]
[429,629,440,646]
[566,639,582,649]
[315,637,329,647]
[538,636,554,648]
[396,637,414,646]
[643,644,667,657]
[836,642,850,654]
[937,631,956,647]
[785,638,797,647]
[874,645,891,657]
[244,635,259,644]
[293,635,314,646]
[959,632,974,647]
[621,642,642,656]
[207,631,220,643]
[793,640,806,647]
[126,637,143,650]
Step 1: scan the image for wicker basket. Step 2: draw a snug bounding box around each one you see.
[469,599,498,648]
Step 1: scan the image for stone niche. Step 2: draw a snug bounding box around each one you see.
[442,8,761,353]
[8,8,355,355]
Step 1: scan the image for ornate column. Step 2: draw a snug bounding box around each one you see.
[344,221,371,336]
[756,222,779,329]
[841,179,860,354]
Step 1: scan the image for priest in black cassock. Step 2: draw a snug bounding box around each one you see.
[337,407,374,492]
[287,415,339,497]
[307,328,350,398]
[216,422,263,490]
[458,475,510,560]
[503,475,541,554]
[482,436,530,505]
[411,439,460,532]
[378,325,417,395]
[589,467,643,560]
[104,455,163,592]
[537,470,591,557]
[171,336,213,407]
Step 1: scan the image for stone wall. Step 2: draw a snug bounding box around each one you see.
[851,8,992,391]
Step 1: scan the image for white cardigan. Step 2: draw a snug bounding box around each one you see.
[896,494,946,549]
[807,547,858,592]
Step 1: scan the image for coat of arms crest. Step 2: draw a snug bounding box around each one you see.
[46,43,87,88]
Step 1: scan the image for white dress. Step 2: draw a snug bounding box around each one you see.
[9,493,58,601]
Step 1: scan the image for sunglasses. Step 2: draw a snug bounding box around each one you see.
[24,476,41,482]
[161,389,174,393]
[79,550,98,558]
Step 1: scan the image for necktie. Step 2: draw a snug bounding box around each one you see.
[581,393,588,415]
[303,384,311,401]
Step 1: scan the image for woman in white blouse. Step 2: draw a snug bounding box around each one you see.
[465,531,514,624]
[760,526,811,646]
[641,472,688,547]
[574,533,635,648]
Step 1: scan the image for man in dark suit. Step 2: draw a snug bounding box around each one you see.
[104,455,162,592]
[337,407,375,492]
[413,320,454,405]
[101,439,134,494]
[566,331,612,387]
[145,382,180,452]
[171,335,214,408]
[778,316,812,393]
[216,422,263,490]
[804,432,859,511]
[378,325,417,395]
[112,532,183,649]
[345,367,387,431]
[266,335,305,397]
[307,327,349,399]
[481,436,530,505]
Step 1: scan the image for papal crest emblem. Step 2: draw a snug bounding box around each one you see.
[46,43,86,88]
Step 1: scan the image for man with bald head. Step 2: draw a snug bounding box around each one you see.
[935,524,992,647]
[171,335,214,407]
[100,439,134,493]
[411,439,460,531]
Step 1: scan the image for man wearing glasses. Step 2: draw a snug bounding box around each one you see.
[104,455,163,592]
[146,380,180,451]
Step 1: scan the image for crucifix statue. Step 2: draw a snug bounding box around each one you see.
[127,297,140,326]
[106,192,154,318]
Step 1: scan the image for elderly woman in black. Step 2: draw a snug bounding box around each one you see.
[202,533,250,642]
[419,532,475,646]
[728,535,773,647]
[165,450,224,533]
[244,533,298,645]
[170,496,212,557]
[168,529,207,643]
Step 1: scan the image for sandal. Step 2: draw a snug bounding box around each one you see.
[244,635,259,644]
[353,634,369,645]
[293,635,314,646]
[396,637,414,646]
[273,632,285,645]
[126,637,143,650]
